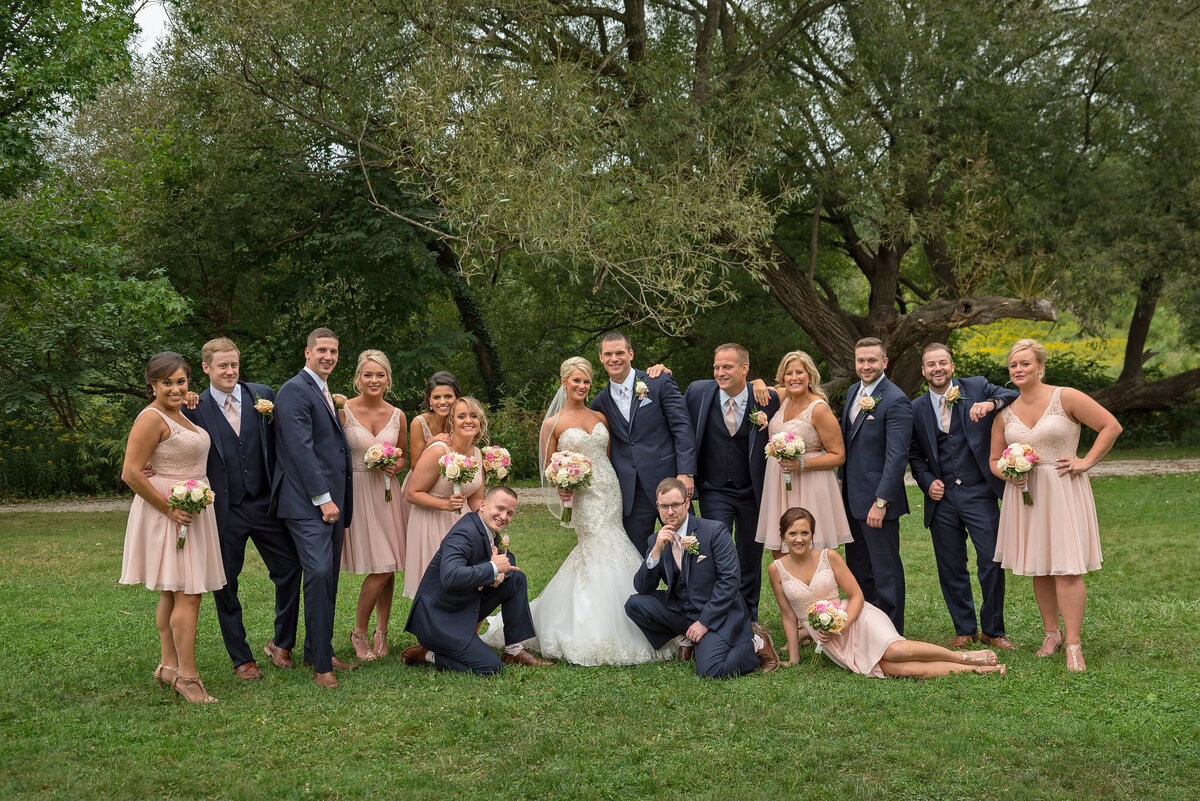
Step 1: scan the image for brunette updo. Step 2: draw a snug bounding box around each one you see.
[144,352,191,399]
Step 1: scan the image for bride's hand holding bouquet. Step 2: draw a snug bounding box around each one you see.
[544,450,593,523]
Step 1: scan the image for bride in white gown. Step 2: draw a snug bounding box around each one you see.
[481,357,675,665]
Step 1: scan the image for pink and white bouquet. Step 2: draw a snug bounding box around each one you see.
[544,450,594,524]
[364,442,401,502]
[481,446,512,482]
[997,443,1039,506]
[806,598,849,655]
[168,479,215,549]
[765,431,806,491]
[439,451,479,514]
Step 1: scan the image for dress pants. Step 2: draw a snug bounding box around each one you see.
[622,477,661,555]
[624,592,757,679]
[283,515,344,673]
[697,486,762,621]
[844,516,905,635]
[212,493,302,666]
[930,483,1005,638]
[430,570,534,676]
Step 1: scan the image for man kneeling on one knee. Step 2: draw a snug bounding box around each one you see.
[402,486,553,675]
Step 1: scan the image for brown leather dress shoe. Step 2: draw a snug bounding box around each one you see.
[677,642,695,662]
[401,644,431,666]
[264,641,294,669]
[313,671,338,688]
[980,633,1018,651]
[500,649,554,667]
[302,656,359,671]
[233,661,264,681]
[753,623,780,674]
[947,634,979,649]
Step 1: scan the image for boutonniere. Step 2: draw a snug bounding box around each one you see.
[253,396,275,422]
[943,385,968,407]
[495,532,510,554]
[859,395,881,412]
[634,380,649,401]
[749,408,769,429]
[680,535,700,557]
[331,393,347,410]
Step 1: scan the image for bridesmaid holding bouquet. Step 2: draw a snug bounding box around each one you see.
[119,352,227,703]
[340,350,407,660]
[990,339,1122,671]
[402,397,486,598]
[755,351,852,556]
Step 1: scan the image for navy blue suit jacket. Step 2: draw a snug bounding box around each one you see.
[683,380,779,503]
[839,375,913,520]
[183,382,276,528]
[405,512,519,654]
[632,515,751,646]
[271,370,353,526]
[590,369,696,515]
[908,376,1018,528]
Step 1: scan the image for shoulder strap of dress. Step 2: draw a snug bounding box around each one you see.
[418,415,433,439]
[140,406,175,426]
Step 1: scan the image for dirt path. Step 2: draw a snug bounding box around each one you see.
[3,459,1199,515]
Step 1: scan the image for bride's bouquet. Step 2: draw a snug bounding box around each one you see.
[439,451,479,514]
[544,450,593,524]
[997,443,1039,506]
[806,598,849,655]
[168,479,215,549]
[364,442,401,502]
[765,431,806,491]
[481,446,512,482]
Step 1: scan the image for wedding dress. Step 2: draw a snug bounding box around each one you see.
[481,423,675,665]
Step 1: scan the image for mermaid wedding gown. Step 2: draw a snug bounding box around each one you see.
[481,423,675,665]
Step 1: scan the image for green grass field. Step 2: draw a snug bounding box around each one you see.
[2,476,1198,800]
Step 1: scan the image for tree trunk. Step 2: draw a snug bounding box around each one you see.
[435,241,507,405]
[1117,272,1163,384]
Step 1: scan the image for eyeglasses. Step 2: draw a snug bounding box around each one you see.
[655,501,688,512]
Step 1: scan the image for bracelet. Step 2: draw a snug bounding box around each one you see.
[798,454,806,472]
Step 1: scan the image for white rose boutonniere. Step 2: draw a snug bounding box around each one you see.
[635,380,649,401]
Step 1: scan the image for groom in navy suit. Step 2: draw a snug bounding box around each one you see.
[272,327,356,687]
[683,343,779,623]
[908,343,1018,650]
[590,331,696,552]
[625,479,773,678]
[183,338,301,681]
[840,337,913,634]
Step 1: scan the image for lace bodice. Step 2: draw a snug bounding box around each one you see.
[775,551,841,619]
[768,397,830,454]
[425,442,483,499]
[141,407,210,478]
[1000,387,1079,463]
[557,424,632,553]
[343,406,404,472]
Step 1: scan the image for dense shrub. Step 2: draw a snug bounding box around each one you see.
[0,407,134,499]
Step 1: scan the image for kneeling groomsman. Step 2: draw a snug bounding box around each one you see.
[907,343,1017,650]
[184,338,302,681]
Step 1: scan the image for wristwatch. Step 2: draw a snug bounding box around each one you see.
[875,498,889,509]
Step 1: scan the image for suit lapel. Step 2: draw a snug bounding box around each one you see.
[696,384,716,443]
[920,392,940,465]
[302,371,339,425]
[626,370,642,432]
[199,389,227,465]
[679,517,693,587]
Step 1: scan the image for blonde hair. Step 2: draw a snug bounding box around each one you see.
[1007,338,1048,379]
[353,349,393,394]
[560,356,594,382]
[449,396,489,443]
[201,337,238,364]
[773,350,829,402]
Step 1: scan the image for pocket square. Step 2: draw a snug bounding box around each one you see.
[697,555,707,562]
[638,398,652,407]
[866,414,876,420]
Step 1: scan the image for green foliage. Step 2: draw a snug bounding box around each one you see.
[0,403,132,498]
[0,0,134,195]
[484,399,543,482]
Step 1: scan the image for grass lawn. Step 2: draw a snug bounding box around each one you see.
[1,475,1198,800]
